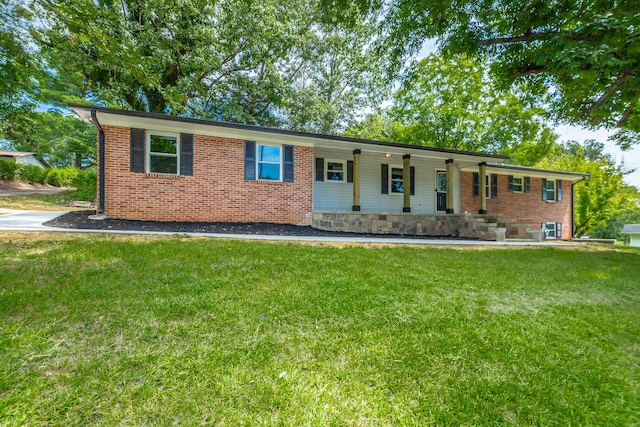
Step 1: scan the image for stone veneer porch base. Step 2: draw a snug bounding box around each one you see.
[312,211,507,241]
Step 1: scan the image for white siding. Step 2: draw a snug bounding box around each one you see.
[630,234,640,248]
[15,155,45,168]
[313,147,461,213]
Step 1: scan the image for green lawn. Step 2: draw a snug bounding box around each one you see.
[1,234,638,425]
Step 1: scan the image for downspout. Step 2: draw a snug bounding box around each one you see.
[571,177,587,237]
[90,110,105,214]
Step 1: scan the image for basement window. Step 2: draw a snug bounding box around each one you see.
[542,222,562,239]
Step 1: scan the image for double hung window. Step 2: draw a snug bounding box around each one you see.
[148,133,179,174]
[391,167,404,193]
[326,160,346,182]
[512,176,523,192]
[257,144,281,181]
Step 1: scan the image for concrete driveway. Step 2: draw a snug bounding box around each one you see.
[0,209,71,231]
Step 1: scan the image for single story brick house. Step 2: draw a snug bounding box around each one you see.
[70,104,588,241]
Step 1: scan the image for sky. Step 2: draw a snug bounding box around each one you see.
[554,125,640,188]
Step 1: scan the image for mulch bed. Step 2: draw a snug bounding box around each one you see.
[45,210,454,240]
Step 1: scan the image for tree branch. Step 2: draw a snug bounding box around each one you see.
[585,70,634,117]
[617,99,637,128]
[480,30,587,46]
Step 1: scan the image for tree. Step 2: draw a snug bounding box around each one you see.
[322,0,640,146]
[385,55,556,162]
[283,21,388,134]
[0,1,42,122]
[34,0,316,123]
[0,110,96,168]
[536,140,632,237]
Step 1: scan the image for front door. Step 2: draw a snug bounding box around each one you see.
[436,170,447,212]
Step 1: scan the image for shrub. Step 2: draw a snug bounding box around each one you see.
[18,165,47,184]
[0,159,19,180]
[70,169,97,202]
[45,167,79,187]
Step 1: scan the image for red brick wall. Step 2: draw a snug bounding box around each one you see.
[100,126,313,225]
[460,172,573,239]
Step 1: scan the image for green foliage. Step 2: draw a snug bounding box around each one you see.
[34,0,313,123]
[0,110,96,168]
[347,55,557,162]
[537,140,633,236]
[69,168,96,201]
[17,164,46,183]
[284,23,388,134]
[0,158,19,180]
[1,238,639,424]
[325,0,640,146]
[0,1,42,122]
[44,167,79,187]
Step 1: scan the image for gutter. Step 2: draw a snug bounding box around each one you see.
[90,110,105,214]
[571,177,587,237]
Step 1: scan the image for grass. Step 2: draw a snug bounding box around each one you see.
[1,233,639,425]
[0,192,89,211]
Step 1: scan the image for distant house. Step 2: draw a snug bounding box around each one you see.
[621,224,640,247]
[0,151,48,168]
[70,104,589,241]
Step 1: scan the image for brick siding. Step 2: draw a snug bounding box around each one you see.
[99,126,313,225]
[460,172,573,239]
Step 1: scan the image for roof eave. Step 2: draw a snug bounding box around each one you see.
[68,103,508,162]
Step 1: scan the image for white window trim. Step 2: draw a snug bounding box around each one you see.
[545,179,556,202]
[512,176,524,193]
[256,143,283,182]
[324,159,347,183]
[390,165,405,195]
[147,132,180,175]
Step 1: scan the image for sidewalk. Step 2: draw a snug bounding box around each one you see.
[0,209,577,246]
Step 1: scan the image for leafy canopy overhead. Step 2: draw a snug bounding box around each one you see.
[33,0,387,131]
[324,0,640,145]
[348,55,558,166]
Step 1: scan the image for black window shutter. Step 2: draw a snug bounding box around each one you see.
[347,160,353,183]
[556,222,562,239]
[410,166,415,195]
[179,133,193,176]
[556,180,562,201]
[542,178,547,201]
[524,177,531,193]
[381,164,388,194]
[491,174,498,199]
[472,172,479,197]
[130,128,145,173]
[315,158,324,181]
[244,140,256,180]
[283,145,294,182]
[508,175,514,192]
